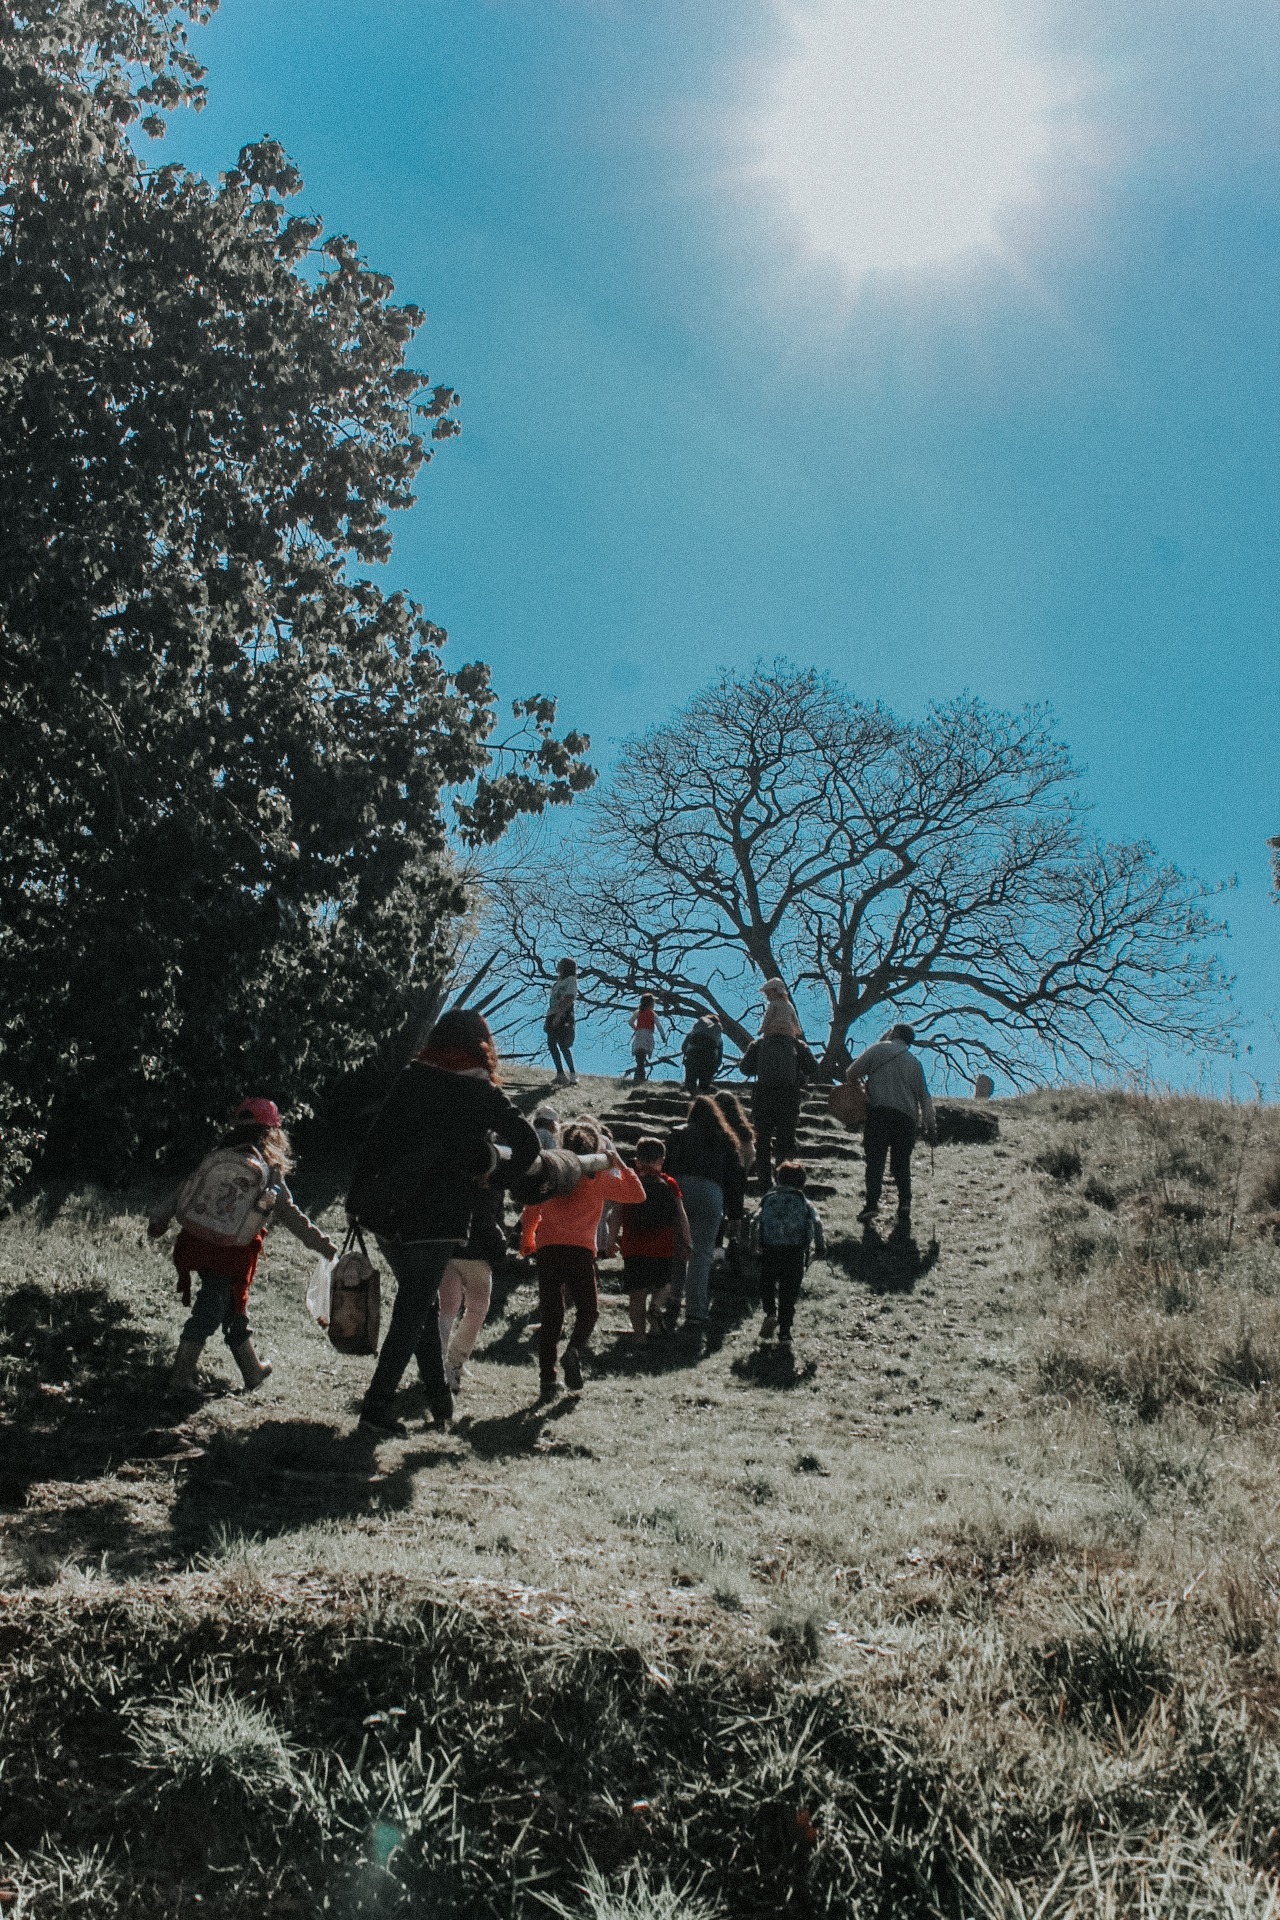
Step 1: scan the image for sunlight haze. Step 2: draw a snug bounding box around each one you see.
[737,0,1082,293]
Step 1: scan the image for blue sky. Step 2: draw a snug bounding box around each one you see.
[162,0,1278,1086]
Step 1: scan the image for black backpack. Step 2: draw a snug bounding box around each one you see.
[624,1171,679,1235]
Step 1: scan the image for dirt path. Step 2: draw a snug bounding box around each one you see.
[0,1074,1038,1632]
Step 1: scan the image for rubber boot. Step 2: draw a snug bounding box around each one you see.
[168,1337,204,1391]
[231,1337,273,1391]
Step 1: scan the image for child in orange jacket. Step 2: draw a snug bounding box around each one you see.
[521,1118,644,1398]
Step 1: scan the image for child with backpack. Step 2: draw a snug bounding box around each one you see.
[148,1098,338,1391]
[616,1138,692,1336]
[752,1161,825,1345]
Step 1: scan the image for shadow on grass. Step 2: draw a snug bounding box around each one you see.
[453,1399,575,1459]
[0,1281,194,1496]
[729,1344,820,1390]
[169,1417,437,1554]
[826,1226,941,1296]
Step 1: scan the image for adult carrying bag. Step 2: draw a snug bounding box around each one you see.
[175,1147,276,1247]
[828,1079,868,1131]
[328,1226,381,1356]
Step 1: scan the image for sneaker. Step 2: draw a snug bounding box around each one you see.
[445,1362,463,1393]
[857,1204,878,1223]
[566,1073,579,1087]
[536,1379,561,1405]
[428,1389,454,1430]
[562,1346,584,1392]
[358,1404,405,1438]
[760,1314,777,1340]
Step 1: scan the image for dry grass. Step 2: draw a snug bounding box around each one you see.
[3,1077,1280,1915]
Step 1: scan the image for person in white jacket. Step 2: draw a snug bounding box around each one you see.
[846,1024,937,1225]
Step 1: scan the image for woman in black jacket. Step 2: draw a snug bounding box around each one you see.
[664,1095,744,1342]
[346,1010,540,1435]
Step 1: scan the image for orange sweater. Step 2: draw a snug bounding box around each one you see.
[522,1163,646,1254]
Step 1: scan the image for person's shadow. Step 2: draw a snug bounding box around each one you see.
[826,1222,940,1296]
[729,1343,820,1390]
[169,1417,437,1556]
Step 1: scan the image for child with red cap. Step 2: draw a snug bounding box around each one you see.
[148,1098,337,1392]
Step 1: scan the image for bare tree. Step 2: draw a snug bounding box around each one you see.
[491,662,1233,1082]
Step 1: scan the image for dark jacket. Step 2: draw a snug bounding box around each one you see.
[681,1021,723,1068]
[346,1063,540,1243]
[739,1035,820,1088]
[664,1125,746,1218]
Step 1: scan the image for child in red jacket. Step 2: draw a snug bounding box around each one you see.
[616,1137,692,1337]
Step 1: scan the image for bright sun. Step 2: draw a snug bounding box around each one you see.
[741,0,1070,293]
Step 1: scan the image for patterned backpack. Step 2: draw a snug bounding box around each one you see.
[175,1147,276,1247]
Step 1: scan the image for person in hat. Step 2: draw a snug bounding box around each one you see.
[148,1098,338,1392]
[758,977,803,1040]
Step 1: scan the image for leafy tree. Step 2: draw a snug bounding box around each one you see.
[496,661,1231,1082]
[0,0,592,1183]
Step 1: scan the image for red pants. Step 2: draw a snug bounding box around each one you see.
[536,1243,598,1385]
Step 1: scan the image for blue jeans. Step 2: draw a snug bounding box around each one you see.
[363,1239,460,1416]
[182,1274,249,1350]
[674,1176,723,1323]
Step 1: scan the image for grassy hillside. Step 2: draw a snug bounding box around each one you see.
[3,1078,1280,1916]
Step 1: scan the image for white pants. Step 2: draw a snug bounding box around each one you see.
[437,1258,493,1367]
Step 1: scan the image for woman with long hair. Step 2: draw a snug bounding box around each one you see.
[545,957,579,1085]
[663,1095,746,1347]
[713,1087,756,1280]
[713,1090,756,1173]
[346,1009,541,1435]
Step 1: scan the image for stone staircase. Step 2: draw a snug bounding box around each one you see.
[591,1079,860,1201]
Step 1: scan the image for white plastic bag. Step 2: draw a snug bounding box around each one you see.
[306,1254,335,1330]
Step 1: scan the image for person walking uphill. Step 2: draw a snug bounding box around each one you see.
[681,1014,723,1094]
[847,1022,937,1225]
[545,957,579,1085]
[664,1095,745,1347]
[755,1162,825,1345]
[149,1099,338,1392]
[521,1119,645,1399]
[739,1031,819,1190]
[346,1009,541,1436]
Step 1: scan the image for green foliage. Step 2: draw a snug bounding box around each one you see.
[0,1,592,1185]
